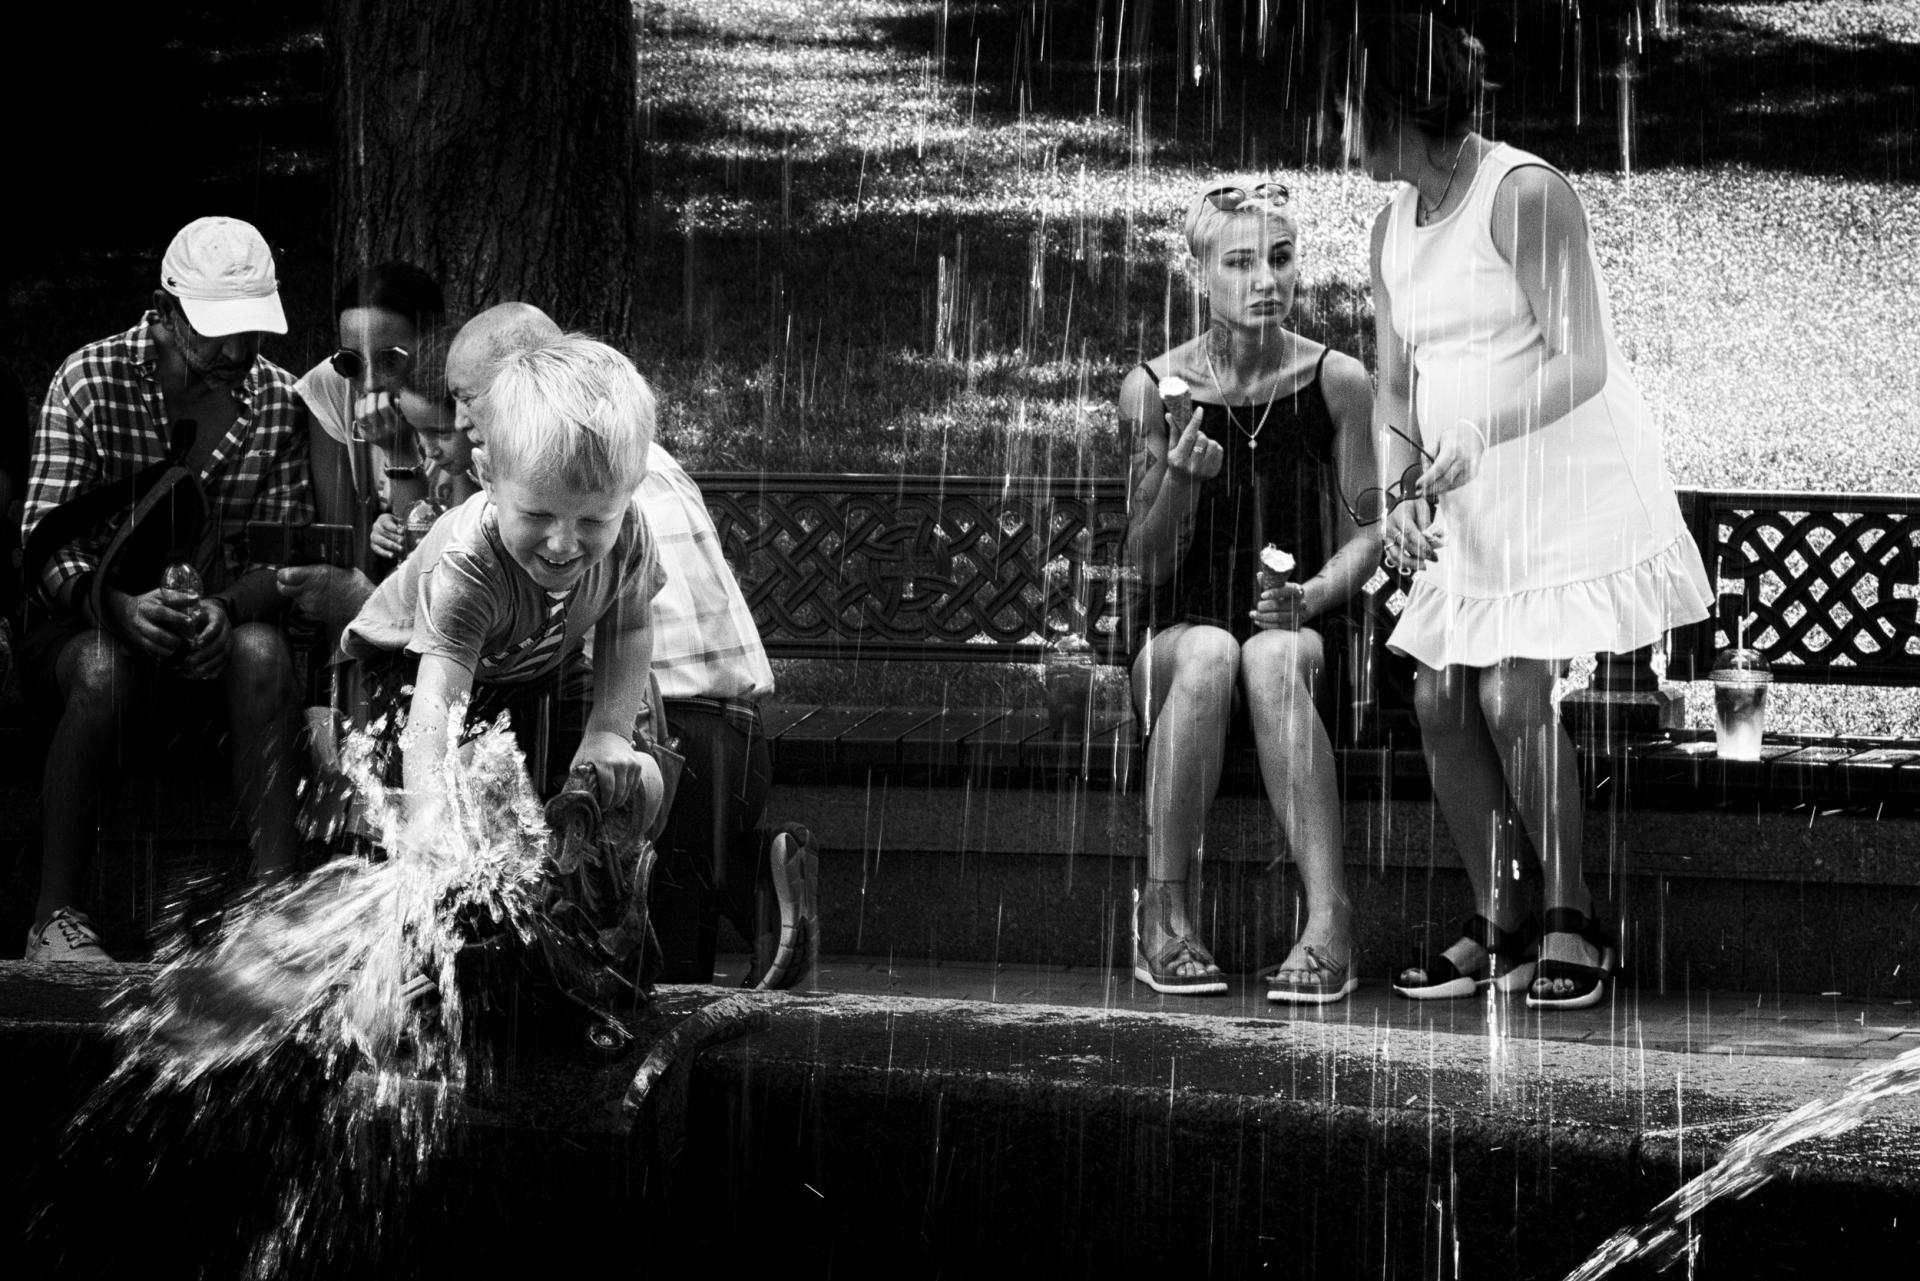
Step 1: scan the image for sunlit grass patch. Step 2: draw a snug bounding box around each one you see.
[635,0,1920,733]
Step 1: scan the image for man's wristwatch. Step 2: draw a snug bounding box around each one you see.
[383,464,422,480]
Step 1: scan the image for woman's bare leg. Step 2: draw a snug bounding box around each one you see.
[1240,628,1351,977]
[1132,624,1238,978]
[1479,659,1599,985]
[1408,662,1528,979]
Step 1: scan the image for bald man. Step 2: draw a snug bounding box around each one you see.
[276,303,564,625]
[445,302,562,439]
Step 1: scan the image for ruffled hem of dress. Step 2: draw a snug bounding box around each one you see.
[1386,534,1711,669]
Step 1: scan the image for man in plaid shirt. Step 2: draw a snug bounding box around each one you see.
[19,217,313,964]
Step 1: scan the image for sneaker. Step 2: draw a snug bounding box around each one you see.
[25,907,114,965]
[747,823,818,991]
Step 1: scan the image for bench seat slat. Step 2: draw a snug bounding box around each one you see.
[831,708,944,767]
[774,706,889,769]
[964,708,1053,770]
[1768,745,1868,803]
[759,703,822,739]
[1835,749,1920,804]
[1018,708,1136,780]
[896,708,1010,768]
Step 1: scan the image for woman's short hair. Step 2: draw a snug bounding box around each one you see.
[478,335,653,495]
[1346,12,1493,142]
[332,261,446,332]
[1183,178,1296,262]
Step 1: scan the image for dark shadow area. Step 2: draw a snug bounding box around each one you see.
[1,2,330,394]
[842,0,1917,178]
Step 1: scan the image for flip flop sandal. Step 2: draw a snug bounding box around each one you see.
[1264,944,1358,1005]
[1393,913,1538,1001]
[1525,907,1619,1011]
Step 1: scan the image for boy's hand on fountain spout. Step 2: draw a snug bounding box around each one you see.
[573,731,661,817]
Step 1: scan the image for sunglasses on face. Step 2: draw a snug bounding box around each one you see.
[1342,424,1435,527]
[1203,181,1291,211]
[329,345,411,381]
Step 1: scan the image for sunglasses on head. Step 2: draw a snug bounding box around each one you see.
[1342,424,1434,527]
[329,345,411,381]
[1203,181,1291,211]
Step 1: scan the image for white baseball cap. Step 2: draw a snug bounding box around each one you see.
[160,216,288,337]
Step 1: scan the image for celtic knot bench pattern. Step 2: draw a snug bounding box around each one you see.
[693,472,1133,663]
[1670,490,1920,684]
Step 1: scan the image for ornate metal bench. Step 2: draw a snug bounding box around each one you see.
[695,473,1920,814]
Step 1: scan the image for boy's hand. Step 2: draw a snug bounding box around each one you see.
[571,731,663,817]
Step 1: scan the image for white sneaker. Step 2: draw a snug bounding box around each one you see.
[24,907,114,964]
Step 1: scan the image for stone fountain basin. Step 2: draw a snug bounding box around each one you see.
[4,962,1917,1278]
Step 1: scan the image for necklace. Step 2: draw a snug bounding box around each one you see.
[1201,333,1287,455]
[1417,134,1475,225]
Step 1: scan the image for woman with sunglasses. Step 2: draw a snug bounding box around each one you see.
[1347,13,1709,1009]
[293,261,445,543]
[1121,178,1381,1002]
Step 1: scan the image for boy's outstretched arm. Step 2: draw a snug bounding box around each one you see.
[403,652,476,821]
[581,614,662,815]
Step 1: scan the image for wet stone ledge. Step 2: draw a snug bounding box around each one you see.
[4,961,1919,1277]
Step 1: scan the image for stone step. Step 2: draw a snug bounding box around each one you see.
[4,963,1918,1277]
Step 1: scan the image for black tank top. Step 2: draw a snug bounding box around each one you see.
[1138,348,1339,646]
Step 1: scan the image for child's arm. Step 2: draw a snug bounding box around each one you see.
[578,612,663,815]
[402,652,476,822]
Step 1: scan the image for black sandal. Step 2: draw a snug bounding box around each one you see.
[1392,914,1538,1001]
[1525,907,1618,1010]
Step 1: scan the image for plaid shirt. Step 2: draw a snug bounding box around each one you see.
[642,443,773,701]
[25,313,312,603]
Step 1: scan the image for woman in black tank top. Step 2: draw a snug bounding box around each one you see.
[1120,178,1383,1003]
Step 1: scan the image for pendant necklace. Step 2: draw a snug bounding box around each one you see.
[1418,134,1475,225]
[1203,333,1284,455]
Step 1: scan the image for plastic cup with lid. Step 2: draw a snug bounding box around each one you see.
[1710,647,1772,760]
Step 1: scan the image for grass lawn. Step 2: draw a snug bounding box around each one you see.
[6,0,1916,731]
[631,0,1918,730]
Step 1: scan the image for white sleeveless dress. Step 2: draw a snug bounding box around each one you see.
[1381,143,1711,668]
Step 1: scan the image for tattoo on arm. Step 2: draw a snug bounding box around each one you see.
[1127,442,1157,515]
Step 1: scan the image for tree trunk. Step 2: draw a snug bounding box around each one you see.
[326,0,637,344]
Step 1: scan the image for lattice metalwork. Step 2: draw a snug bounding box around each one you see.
[1670,491,1920,685]
[693,473,1133,663]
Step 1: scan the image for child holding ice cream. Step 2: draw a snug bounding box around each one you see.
[1119,177,1382,1002]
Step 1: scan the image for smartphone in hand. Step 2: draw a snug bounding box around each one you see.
[246,521,357,568]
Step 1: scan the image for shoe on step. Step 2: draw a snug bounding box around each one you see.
[1265,943,1359,1005]
[25,907,115,965]
[1393,914,1537,1001]
[749,823,818,991]
[1525,907,1618,1011]
[1130,888,1228,995]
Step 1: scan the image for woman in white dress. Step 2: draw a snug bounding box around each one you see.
[1346,12,1710,1009]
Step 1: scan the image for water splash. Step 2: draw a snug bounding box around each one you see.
[1566,1039,1920,1279]
[53,709,614,1277]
